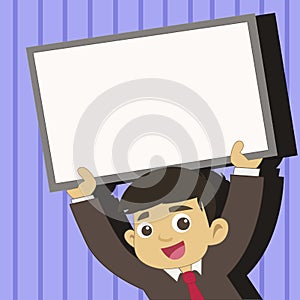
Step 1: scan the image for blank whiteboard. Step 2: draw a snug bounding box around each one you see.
[27,14,277,192]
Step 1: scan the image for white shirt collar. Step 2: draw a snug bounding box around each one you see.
[163,259,202,281]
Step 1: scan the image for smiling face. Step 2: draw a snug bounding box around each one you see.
[124,197,228,270]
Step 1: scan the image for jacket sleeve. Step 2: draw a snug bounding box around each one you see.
[70,194,159,289]
[205,174,265,274]
[229,162,284,299]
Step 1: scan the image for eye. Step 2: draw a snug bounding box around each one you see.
[137,222,153,238]
[172,213,191,233]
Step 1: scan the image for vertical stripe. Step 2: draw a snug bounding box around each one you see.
[38,0,43,44]
[284,1,290,299]
[235,0,240,16]
[138,288,144,300]
[139,0,143,30]
[163,0,168,26]
[63,0,67,41]
[113,275,119,300]
[210,0,215,19]
[88,0,93,38]
[87,1,93,298]
[113,2,118,297]
[284,160,290,300]
[88,250,93,300]
[62,1,68,299]
[259,0,264,15]
[188,0,193,23]
[38,0,44,298]
[259,256,264,298]
[0,0,13,298]
[12,0,18,299]
[63,194,68,300]
[289,1,299,299]
[113,0,118,34]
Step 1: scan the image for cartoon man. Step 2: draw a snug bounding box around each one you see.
[68,141,283,300]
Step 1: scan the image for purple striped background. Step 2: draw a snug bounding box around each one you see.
[0,0,299,299]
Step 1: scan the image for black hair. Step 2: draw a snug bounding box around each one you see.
[119,166,229,224]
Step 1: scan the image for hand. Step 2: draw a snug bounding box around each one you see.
[231,141,263,169]
[67,167,96,199]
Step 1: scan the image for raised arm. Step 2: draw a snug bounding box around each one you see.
[211,172,264,274]
[68,168,159,289]
[206,141,265,274]
[229,157,284,299]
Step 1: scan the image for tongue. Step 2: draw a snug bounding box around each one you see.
[162,241,185,260]
[169,244,185,259]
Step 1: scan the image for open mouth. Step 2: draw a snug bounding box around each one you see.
[161,241,185,260]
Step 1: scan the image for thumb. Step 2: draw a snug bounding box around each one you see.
[77,167,96,196]
[77,167,95,183]
[231,141,244,156]
[66,167,96,199]
[231,141,262,168]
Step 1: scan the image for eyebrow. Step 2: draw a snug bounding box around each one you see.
[137,211,150,221]
[168,205,193,212]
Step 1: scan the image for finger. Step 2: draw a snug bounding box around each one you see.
[67,188,84,199]
[79,179,97,195]
[231,155,248,167]
[247,158,263,169]
[231,140,244,155]
[77,167,95,183]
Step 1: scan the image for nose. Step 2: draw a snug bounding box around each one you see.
[158,233,173,242]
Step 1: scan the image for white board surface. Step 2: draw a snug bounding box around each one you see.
[33,21,272,185]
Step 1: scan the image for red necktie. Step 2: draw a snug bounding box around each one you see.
[182,271,205,300]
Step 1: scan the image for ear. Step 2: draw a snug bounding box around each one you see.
[207,218,229,246]
[124,229,135,248]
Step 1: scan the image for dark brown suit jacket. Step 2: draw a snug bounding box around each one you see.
[71,166,283,300]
